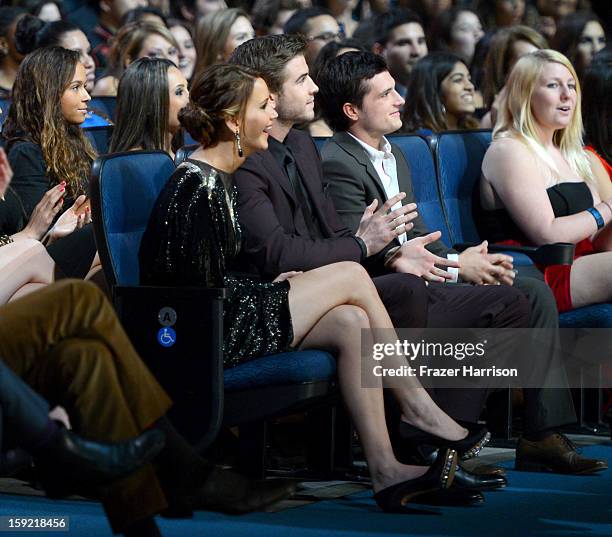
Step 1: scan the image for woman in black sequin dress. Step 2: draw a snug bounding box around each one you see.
[140,63,476,509]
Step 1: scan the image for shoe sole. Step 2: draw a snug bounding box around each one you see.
[514,460,608,475]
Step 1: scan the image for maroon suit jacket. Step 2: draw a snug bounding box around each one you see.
[234,128,364,278]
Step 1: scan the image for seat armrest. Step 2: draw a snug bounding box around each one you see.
[112,285,227,451]
[453,242,575,266]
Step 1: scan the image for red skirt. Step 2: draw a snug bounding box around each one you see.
[497,238,595,312]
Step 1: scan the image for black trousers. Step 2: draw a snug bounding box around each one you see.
[0,359,51,454]
[373,272,576,433]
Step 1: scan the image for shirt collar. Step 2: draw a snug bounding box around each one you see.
[267,136,289,168]
[346,131,393,161]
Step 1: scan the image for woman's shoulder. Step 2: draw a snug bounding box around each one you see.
[7,140,44,170]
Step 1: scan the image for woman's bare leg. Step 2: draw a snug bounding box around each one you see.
[570,252,612,308]
[287,261,467,442]
[298,304,427,493]
[84,252,102,281]
[0,240,55,305]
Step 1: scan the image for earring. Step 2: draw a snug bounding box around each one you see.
[234,130,243,158]
[441,104,447,115]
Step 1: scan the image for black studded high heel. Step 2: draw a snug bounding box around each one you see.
[398,420,490,460]
[373,448,458,512]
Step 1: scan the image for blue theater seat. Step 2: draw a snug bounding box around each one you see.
[90,150,341,476]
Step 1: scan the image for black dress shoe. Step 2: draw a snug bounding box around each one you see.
[399,420,491,460]
[373,448,457,512]
[412,487,485,506]
[453,463,507,491]
[35,426,165,497]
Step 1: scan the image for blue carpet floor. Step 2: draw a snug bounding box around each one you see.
[0,444,610,537]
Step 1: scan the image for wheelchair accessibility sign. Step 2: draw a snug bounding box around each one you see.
[157,327,176,347]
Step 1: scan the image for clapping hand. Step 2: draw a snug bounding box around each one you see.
[387,231,460,282]
[48,195,91,243]
[355,193,418,256]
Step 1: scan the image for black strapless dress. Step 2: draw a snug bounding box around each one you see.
[474,182,595,312]
[139,159,294,367]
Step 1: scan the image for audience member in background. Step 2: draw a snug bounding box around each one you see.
[430,7,485,68]
[168,18,196,80]
[0,279,294,537]
[284,7,342,68]
[401,52,479,136]
[318,0,358,37]
[140,61,476,513]
[373,8,427,97]
[475,0,539,30]
[15,0,62,22]
[480,25,548,128]
[93,21,179,97]
[310,37,364,136]
[535,0,586,40]
[476,49,612,312]
[193,8,255,79]
[172,0,227,23]
[252,0,301,36]
[582,49,611,179]
[12,16,110,128]
[88,0,147,72]
[121,6,168,27]
[15,16,96,93]
[400,0,451,34]
[0,7,26,98]
[110,57,188,158]
[552,12,606,82]
[2,47,98,283]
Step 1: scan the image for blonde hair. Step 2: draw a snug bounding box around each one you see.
[494,49,592,184]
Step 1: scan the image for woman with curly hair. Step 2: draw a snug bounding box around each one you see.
[2,46,98,284]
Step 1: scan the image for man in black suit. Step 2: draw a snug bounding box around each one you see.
[316,49,604,475]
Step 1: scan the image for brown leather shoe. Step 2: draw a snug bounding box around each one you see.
[515,433,608,475]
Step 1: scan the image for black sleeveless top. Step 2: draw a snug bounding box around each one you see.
[474,182,593,243]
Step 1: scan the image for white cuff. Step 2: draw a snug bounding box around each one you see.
[447,253,459,283]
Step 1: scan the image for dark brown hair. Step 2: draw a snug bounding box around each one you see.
[401,52,479,133]
[3,46,96,197]
[110,57,180,154]
[179,63,258,148]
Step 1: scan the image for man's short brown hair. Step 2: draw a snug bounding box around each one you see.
[228,34,307,94]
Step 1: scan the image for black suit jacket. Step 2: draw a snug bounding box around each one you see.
[321,131,455,259]
[234,128,364,278]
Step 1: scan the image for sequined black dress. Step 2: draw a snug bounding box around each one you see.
[139,159,294,367]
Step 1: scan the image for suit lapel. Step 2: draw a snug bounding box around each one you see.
[260,148,297,205]
[333,132,388,201]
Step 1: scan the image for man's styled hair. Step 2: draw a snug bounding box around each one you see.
[375,8,423,47]
[317,50,388,132]
[229,34,307,94]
